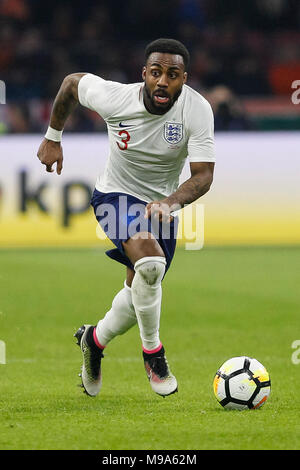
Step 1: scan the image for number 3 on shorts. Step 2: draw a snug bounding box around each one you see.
[117,130,131,150]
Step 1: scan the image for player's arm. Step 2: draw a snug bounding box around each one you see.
[165,161,214,207]
[37,73,86,174]
[145,161,214,222]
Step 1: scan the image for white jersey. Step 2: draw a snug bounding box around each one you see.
[78,73,215,202]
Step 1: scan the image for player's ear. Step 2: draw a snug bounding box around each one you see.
[183,72,187,84]
[142,66,146,81]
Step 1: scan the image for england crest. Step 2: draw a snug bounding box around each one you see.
[164,122,183,144]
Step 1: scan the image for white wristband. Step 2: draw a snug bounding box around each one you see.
[45,126,63,142]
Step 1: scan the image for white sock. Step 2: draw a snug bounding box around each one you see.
[131,256,166,352]
[95,281,137,347]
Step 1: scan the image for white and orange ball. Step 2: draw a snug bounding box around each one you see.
[213,356,271,410]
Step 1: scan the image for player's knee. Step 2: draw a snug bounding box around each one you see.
[134,256,166,286]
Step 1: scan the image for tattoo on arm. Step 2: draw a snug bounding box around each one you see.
[50,73,86,130]
[164,164,214,208]
[166,175,211,207]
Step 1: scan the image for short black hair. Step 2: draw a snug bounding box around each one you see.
[145,38,190,71]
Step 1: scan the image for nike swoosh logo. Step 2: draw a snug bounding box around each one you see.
[119,122,135,128]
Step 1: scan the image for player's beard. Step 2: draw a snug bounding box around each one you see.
[143,84,183,115]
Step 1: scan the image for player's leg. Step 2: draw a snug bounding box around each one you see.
[75,268,137,396]
[126,266,135,287]
[123,231,164,352]
[122,232,178,396]
[94,269,137,347]
[76,191,177,397]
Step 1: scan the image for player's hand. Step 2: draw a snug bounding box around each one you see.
[144,200,179,223]
[37,138,63,175]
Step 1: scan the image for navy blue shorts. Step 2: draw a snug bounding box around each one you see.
[91,189,178,273]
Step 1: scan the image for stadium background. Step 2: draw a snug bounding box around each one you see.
[1,0,300,452]
[0,0,300,247]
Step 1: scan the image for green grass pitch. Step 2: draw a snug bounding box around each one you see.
[0,246,299,450]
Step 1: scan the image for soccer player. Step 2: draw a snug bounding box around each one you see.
[37,38,215,397]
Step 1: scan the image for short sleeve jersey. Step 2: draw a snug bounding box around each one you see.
[78,73,215,202]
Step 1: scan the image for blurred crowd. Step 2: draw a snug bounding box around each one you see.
[1,0,300,133]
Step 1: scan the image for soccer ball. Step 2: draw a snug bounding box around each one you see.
[213,356,271,410]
